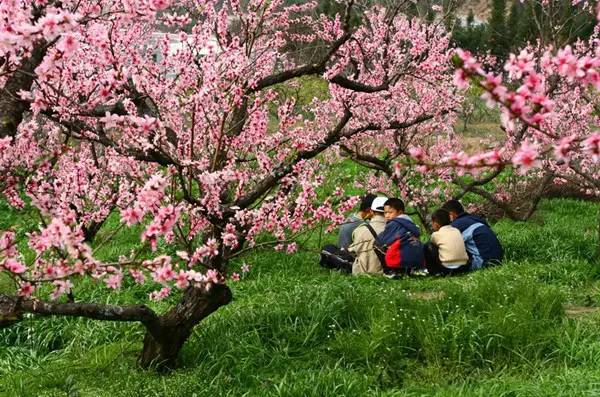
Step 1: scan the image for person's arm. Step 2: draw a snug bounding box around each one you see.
[338,223,352,249]
[379,222,406,245]
[377,224,394,245]
[347,225,364,254]
[430,231,439,247]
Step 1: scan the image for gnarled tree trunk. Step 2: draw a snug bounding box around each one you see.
[0,282,232,371]
[138,283,232,369]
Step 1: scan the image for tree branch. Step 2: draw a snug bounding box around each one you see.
[233,108,352,210]
[0,293,159,332]
[250,1,355,92]
[453,167,505,201]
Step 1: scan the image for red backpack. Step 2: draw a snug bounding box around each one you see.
[364,224,402,269]
[384,239,402,269]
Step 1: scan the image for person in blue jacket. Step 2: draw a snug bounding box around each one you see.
[441,199,504,271]
[377,198,424,273]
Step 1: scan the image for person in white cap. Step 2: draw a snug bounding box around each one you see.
[347,196,388,275]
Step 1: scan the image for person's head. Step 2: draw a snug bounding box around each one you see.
[370,196,388,217]
[357,193,376,219]
[441,199,464,221]
[383,198,405,222]
[431,208,451,231]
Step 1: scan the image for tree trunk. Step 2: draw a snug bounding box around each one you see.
[0,40,49,139]
[138,283,232,369]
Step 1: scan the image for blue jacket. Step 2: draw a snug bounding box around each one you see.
[378,216,424,268]
[451,213,503,270]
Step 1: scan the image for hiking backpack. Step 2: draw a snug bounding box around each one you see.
[364,224,402,269]
[364,224,423,270]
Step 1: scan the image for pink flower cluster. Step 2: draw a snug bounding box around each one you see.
[141,205,182,251]
[121,174,168,226]
[453,44,600,178]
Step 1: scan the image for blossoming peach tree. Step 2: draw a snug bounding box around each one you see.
[398,1,600,224]
[446,39,600,209]
[0,0,465,367]
[340,1,599,233]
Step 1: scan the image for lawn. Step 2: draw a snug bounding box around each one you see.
[0,198,599,396]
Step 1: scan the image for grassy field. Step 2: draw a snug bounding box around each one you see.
[0,198,599,396]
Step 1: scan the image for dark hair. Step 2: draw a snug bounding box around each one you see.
[441,199,464,215]
[431,209,451,226]
[359,194,376,211]
[384,198,405,212]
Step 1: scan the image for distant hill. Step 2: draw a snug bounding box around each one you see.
[455,0,491,25]
[458,0,491,19]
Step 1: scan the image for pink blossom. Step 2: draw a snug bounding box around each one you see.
[3,258,26,274]
[121,207,143,226]
[222,232,238,248]
[175,270,189,289]
[57,34,78,55]
[51,280,73,300]
[455,48,480,71]
[481,73,506,107]
[191,239,220,264]
[409,147,426,161]
[129,268,146,284]
[555,46,581,81]
[453,69,469,89]
[141,205,181,250]
[152,264,175,283]
[582,133,600,162]
[512,141,541,173]
[230,272,240,281]
[149,0,171,11]
[36,13,61,40]
[241,263,251,273]
[186,270,205,284]
[105,273,123,289]
[149,287,171,301]
[286,243,297,253]
[554,136,577,161]
[504,50,535,79]
[0,231,17,257]
[17,282,35,297]
[205,269,220,284]
[100,112,123,129]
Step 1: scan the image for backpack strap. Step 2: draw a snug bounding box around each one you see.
[363,223,380,241]
[363,223,389,268]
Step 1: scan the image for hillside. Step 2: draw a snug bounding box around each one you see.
[457,0,491,21]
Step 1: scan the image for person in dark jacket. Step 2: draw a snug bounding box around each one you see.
[338,194,376,249]
[378,198,424,274]
[441,199,503,270]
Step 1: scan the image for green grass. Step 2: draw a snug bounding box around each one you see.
[1,198,599,396]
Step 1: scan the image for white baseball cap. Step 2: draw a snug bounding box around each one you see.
[371,196,388,212]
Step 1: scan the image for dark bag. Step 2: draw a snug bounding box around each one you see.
[320,244,355,273]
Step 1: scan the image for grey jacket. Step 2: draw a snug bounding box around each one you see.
[338,214,362,249]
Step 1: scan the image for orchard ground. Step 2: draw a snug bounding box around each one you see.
[1,197,599,396]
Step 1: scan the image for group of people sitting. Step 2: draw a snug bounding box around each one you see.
[320,194,504,277]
